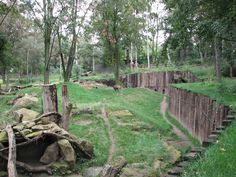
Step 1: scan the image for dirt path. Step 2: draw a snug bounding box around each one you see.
[101,105,116,163]
[160,96,193,147]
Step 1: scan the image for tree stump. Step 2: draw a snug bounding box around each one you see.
[42,84,59,124]
[62,84,72,131]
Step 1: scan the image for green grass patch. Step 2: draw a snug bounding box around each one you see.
[182,121,236,177]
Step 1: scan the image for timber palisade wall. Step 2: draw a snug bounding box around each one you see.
[168,87,230,144]
[122,71,200,94]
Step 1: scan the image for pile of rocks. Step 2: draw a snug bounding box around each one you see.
[0,93,94,176]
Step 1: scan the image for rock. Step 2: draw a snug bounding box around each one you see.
[24,121,36,128]
[120,163,153,177]
[25,131,43,138]
[110,110,133,117]
[13,124,25,131]
[40,142,59,164]
[153,159,161,170]
[12,95,39,110]
[32,125,45,131]
[166,144,181,164]
[79,140,94,157]
[58,139,76,166]
[13,108,40,122]
[100,156,127,177]
[21,129,33,136]
[0,131,7,142]
[84,167,103,177]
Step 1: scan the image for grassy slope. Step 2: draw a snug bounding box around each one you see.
[62,83,172,168]
[172,79,236,177]
[1,83,175,173]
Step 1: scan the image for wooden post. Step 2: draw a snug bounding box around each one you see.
[6,125,18,177]
[62,84,72,131]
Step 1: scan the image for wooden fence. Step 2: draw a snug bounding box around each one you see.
[122,71,200,94]
[168,87,230,143]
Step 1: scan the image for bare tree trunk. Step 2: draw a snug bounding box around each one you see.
[64,0,78,82]
[6,125,18,177]
[92,46,95,73]
[43,0,54,84]
[130,43,133,70]
[135,46,138,68]
[214,37,222,82]
[167,47,172,65]
[62,84,72,131]
[26,49,30,82]
[147,37,150,69]
[57,26,66,79]
[6,70,9,90]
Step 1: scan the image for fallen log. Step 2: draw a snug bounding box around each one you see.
[6,125,18,177]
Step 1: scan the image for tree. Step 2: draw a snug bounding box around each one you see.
[92,0,151,83]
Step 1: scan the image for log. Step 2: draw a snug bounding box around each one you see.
[6,125,18,177]
[62,85,72,131]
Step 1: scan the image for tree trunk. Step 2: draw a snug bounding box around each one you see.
[62,84,72,131]
[64,0,78,82]
[92,46,95,73]
[43,0,53,85]
[167,47,172,65]
[135,46,138,68]
[114,43,120,84]
[44,69,50,85]
[6,125,18,177]
[43,84,58,113]
[57,26,66,79]
[214,37,222,82]
[147,37,150,68]
[26,49,30,82]
[130,43,133,70]
[2,67,6,84]
[6,70,9,90]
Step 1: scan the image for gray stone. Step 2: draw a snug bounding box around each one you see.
[12,95,39,110]
[40,142,59,164]
[58,139,76,166]
[83,167,103,177]
[13,108,39,122]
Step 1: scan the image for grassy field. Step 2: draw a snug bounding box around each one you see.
[61,83,174,171]
[0,82,187,175]
[172,79,236,177]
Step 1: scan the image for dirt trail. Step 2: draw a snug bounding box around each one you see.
[101,105,116,163]
[160,96,193,147]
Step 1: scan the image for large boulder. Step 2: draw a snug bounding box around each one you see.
[13,108,40,122]
[12,95,39,110]
[58,139,76,166]
[40,142,59,164]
